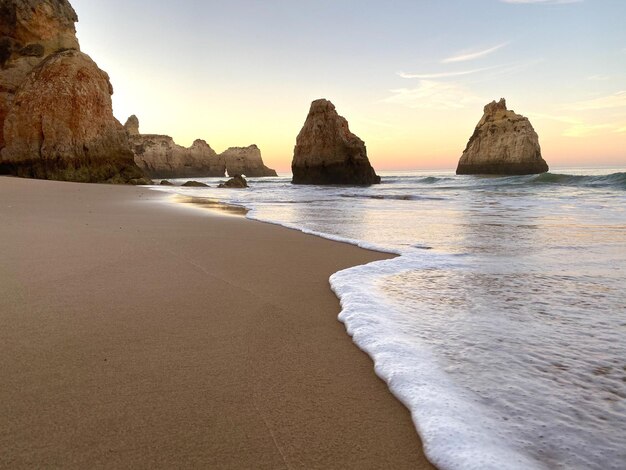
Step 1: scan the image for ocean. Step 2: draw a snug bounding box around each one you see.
[153,168,626,470]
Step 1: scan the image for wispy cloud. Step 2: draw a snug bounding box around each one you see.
[527,112,580,125]
[442,43,509,64]
[398,66,500,80]
[500,0,583,4]
[382,80,480,110]
[562,123,615,137]
[586,75,611,81]
[567,91,626,111]
[529,112,626,137]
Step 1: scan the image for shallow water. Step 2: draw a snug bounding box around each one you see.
[154,168,626,470]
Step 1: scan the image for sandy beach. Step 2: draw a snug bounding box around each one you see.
[0,176,433,469]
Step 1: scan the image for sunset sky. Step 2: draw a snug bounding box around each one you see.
[72,0,625,172]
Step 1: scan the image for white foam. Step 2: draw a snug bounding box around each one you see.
[330,253,544,470]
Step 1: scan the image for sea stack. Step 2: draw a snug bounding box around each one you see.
[456,98,549,175]
[0,0,144,183]
[222,145,277,177]
[125,116,226,179]
[292,99,380,185]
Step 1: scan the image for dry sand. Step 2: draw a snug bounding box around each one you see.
[0,177,434,469]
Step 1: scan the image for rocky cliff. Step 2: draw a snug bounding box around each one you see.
[456,98,549,175]
[126,116,226,178]
[292,99,380,185]
[0,0,144,183]
[222,145,277,177]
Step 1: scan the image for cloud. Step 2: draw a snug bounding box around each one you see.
[567,91,626,111]
[500,0,583,4]
[562,123,615,137]
[398,66,500,80]
[382,80,481,110]
[586,75,611,81]
[527,112,580,125]
[442,43,509,64]
[529,112,626,137]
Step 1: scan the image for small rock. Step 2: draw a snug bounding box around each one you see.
[159,180,174,186]
[182,180,209,187]
[218,175,248,188]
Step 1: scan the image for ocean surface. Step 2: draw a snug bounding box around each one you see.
[153,168,626,470]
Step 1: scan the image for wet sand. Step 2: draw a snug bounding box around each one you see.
[0,177,434,469]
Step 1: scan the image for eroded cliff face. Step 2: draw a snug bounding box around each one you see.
[456,98,549,175]
[126,116,226,178]
[1,50,142,182]
[0,0,79,148]
[292,99,380,185]
[0,0,145,182]
[222,145,277,177]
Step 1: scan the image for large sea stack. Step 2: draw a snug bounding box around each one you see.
[125,115,226,179]
[292,99,380,185]
[0,0,144,183]
[456,98,549,175]
[222,145,277,177]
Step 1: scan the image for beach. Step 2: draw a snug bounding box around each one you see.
[0,176,433,469]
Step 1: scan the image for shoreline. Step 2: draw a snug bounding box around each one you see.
[0,177,434,469]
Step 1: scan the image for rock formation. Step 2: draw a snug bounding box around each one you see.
[222,145,277,177]
[125,116,227,179]
[218,175,248,188]
[292,99,380,185]
[456,98,549,175]
[0,0,145,183]
[0,0,79,149]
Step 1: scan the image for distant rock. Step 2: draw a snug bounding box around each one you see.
[0,0,145,183]
[182,180,208,187]
[292,99,380,185]
[456,98,549,175]
[159,179,174,186]
[218,175,248,188]
[125,116,227,179]
[124,114,140,136]
[221,145,277,177]
[1,50,143,183]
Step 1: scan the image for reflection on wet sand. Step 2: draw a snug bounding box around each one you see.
[173,195,248,217]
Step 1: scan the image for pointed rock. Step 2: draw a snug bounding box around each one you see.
[124,115,140,136]
[291,99,380,185]
[456,98,549,175]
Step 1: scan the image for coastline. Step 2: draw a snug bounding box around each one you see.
[0,177,434,469]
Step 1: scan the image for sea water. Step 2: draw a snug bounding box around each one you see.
[153,168,626,470]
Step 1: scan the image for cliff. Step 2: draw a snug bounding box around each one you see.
[456,98,549,175]
[126,116,226,178]
[292,99,380,185]
[222,145,277,177]
[0,0,144,183]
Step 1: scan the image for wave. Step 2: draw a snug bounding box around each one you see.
[341,194,445,201]
[528,172,626,188]
[399,172,626,190]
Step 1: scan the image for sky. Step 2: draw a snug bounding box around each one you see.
[71,0,626,172]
